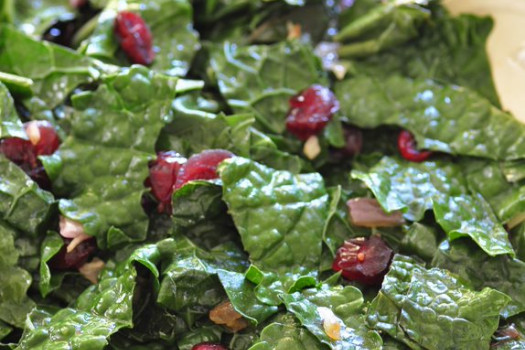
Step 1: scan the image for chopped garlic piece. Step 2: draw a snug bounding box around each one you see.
[78,258,105,284]
[25,121,41,146]
[303,136,321,160]
[318,307,342,341]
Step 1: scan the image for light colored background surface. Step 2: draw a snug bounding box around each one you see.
[444,0,525,122]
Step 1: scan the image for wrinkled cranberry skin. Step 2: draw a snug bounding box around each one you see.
[174,150,234,190]
[114,11,155,66]
[147,151,186,214]
[397,130,432,162]
[332,236,393,286]
[286,85,340,141]
[48,238,97,271]
[192,343,228,350]
[25,121,61,156]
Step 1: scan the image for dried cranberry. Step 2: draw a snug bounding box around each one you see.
[114,11,155,66]
[332,236,393,286]
[286,85,340,141]
[49,238,97,271]
[174,150,234,190]
[25,121,61,156]
[397,130,432,163]
[147,151,186,214]
[0,138,39,170]
[192,344,228,350]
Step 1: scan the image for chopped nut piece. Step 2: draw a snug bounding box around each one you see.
[78,258,105,284]
[25,121,41,146]
[287,22,302,40]
[347,198,405,228]
[318,307,341,341]
[303,135,321,160]
[59,216,92,252]
[209,301,249,332]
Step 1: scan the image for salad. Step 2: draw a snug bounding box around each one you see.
[0,0,525,349]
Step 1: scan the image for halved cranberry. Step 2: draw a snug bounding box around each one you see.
[147,151,186,214]
[25,121,61,156]
[397,130,432,162]
[174,150,234,191]
[48,237,97,271]
[192,344,228,350]
[332,235,393,286]
[286,85,340,141]
[114,11,155,66]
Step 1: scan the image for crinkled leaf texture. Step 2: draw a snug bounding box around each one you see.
[80,0,199,76]
[0,223,35,330]
[220,157,330,288]
[432,194,515,257]
[351,156,467,221]
[50,66,177,249]
[0,154,53,235]
[432,239,525,318]
[17,243,162,350]
[0,81,26,139]
[366,255,510,350]
[210,40,327,133]
[281,284,383,349]
[349,10,499,105]
[248,314,326,350]
[0,25,101,115]
[335,75,525,160]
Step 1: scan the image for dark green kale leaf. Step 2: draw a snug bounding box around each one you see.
[351,156,467,221]
[367,255,510,350]
[0,81,26,139]
[248,314,326,350]
[0,154,54,235]
[79,0,199,77]
[48,66,177,249]
[159,94,304,172]
[0,222,35,330]
[432,239,525,318]
[156,236,252,326]
[209,40,327,134]
[171,181,238,250]
[335,75,525,160]
[336,0,432,58]
[281,284,383,349]
[463,160,525,226]
[219,157,330,288]
[347,8,498,104]
[17,243,163,349]
[0,25,101,117]
[433,194,515,257]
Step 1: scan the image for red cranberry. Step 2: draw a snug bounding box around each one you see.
[174,150,234,190]
[147,151,186,214]
[332,236,393,286]
[192,344,228,350]
[114,11,155,66]
[70,0,87,8]
[397,130,432,163]
[25,121,61,156]
[286,85,340,141]
[48,238,97,271]
[0,137,39,170]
